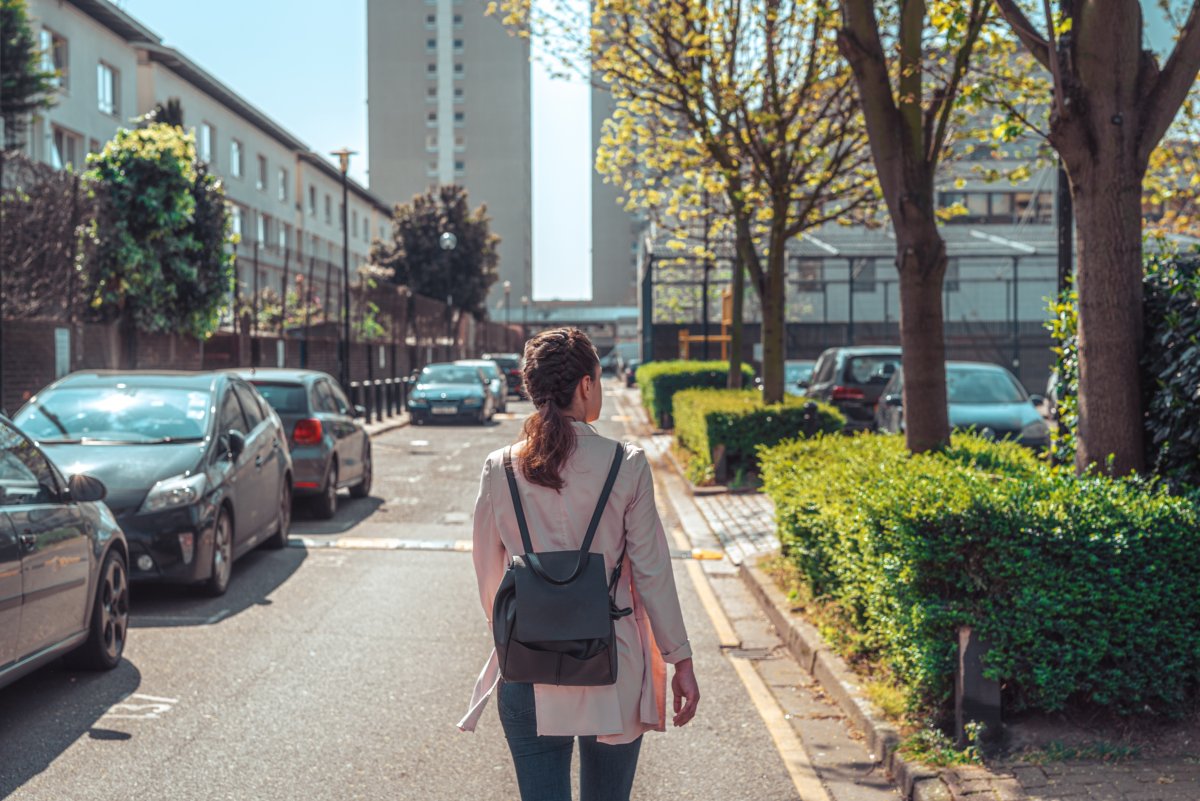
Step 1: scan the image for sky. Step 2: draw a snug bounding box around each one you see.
[114,0,593,301]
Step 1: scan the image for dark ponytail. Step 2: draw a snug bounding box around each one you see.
[519,327,600,490]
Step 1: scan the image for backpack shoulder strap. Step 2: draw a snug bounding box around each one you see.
[502,447,535,554]
[580,441,626,555]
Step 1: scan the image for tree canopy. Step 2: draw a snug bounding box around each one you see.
[0,0,57,152]
[370,184,500,321]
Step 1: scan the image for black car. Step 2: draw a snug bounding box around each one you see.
[14,371,293,596]
[237,369,372,520]
[804,346,903,431]
[1,415,128,689]
[481,352,525,398]
[408,363,496,425]
[875,361,1051,449]
[623,358,642,388]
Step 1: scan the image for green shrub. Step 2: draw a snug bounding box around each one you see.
[636,360,755,427]
[1048,252,1200,490]
[673,389,843,483]
[761,433,1200,720]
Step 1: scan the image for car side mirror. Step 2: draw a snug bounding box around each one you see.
[227,429,246,460]
[1029,394,1045,406]
[68,473,107,503]
[353,405,366,418]
[884,394,903,407]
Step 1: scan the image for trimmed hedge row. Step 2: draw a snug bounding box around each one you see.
[636,360,756,428]
[673,389,844,484]
[761,433,1200,719]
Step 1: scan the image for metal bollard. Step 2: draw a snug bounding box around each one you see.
[374,381,384,423]
[349,381,361,410]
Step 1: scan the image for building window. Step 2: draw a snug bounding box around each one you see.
[427,38,437,51]
[454,87,463,103]
[324,194,332,224]
[454,111,464,126]
[363,217,370,240]
[352,209,358,238]
[229,204,242,238]
[427,85,437,102]
[308,185,317,216]
[278,222,289,251]
[230,139,243,178]
[427,62,437,75]
[199,122,214,163]
[338,203,344,230]
[454,134,465,152]
[278,167,288,202]
[88,138,100,154]
[792,258,823,292]
[938,190,1053,225]
[849,258,875,293]
[453,13,464,27]
[380,223,387,239]
[256,155,267,191]
[40,29,68,90]
[426,163,438,178]
[454,160,465,171]
[50,125,80,169]
[427,111,437,127]
[453,38,464,53]
[256,212,266,244]
[453,63,464,77]
[96,62,118,115]
[425,13,436,28]
[426,133,438,152]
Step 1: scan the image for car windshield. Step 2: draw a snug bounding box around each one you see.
[420,366,481,385]
[946,367,1027,404]
[461,363,500,380]
[15,385,211,443]
[251,382,308,414]
[844,355,900,385]
[487,356,520,370]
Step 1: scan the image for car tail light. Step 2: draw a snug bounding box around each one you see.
[831,385,865,401]
[293,418,323,445]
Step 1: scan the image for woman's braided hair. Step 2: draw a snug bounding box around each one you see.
[519,327,600,490]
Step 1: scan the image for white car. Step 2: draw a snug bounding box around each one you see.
[455,359,508,414]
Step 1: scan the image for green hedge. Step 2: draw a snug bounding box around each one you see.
[673,389,844,484]
[636,360,756,427]
[761,433,1200,719]
[1049,253,1200,490]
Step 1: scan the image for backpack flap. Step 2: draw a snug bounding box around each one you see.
[511,550,613,643]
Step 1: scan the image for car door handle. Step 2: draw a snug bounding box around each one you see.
[19,533,36,552]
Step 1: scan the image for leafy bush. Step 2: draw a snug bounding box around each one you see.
[761,433,1200,719]
[1048,252,1200,489]
[673,389,843,483]
[636,360,755,427]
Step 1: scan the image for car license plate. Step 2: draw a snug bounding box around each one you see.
[432,405,457,415]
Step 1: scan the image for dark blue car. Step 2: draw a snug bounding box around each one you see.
[14,371,293,596]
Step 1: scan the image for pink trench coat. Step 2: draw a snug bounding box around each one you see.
[457,422,692,745]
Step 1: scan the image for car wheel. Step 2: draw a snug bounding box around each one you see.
[204,509,234,597]
[349,443,372,499]
[263,480,291,549]
[312,461,339,520]
[68,549,130,670]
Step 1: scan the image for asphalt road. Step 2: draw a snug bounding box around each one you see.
[0,387,803,800]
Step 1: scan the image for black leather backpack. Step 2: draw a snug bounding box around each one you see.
[492,442,632,686]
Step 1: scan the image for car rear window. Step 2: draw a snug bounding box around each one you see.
[843,355,900,386]
[487,356,520,371]
[251,382,308,414]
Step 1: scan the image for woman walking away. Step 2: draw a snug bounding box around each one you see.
[459,327,700,801]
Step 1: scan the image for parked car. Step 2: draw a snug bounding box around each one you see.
[874,361,1050,449]
[784,360,817,396]
[408,363,496,425]
[623,358,643,388]
[456,359,508,414]
[236,369,372,520]
[1,414,128,689]
[481,352,525,398]
[13,371,293,596]
[804,346,903,431]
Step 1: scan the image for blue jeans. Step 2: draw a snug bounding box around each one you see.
[498,681,643,801]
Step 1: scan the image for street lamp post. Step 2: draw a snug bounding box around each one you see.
[331,147,356,390]
[439,231,457,359]
[503,279,512,328]
[521,295,529,337]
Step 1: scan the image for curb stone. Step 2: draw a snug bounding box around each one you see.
[364,414,410,437]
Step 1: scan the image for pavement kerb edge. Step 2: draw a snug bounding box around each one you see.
[364,415,411,438]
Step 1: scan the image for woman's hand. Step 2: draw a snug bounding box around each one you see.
[671,658,700,727]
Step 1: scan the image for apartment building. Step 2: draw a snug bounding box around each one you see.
[367,0,532,311]
[590,86,643,306]
[21,0,393,313]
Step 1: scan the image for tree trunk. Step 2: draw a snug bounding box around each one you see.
[1069,165,1146,475]
[896,231,951,453]
[759,228,788,404]
[728,252,745,389]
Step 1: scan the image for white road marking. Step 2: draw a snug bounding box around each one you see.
[101,693,179,720]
